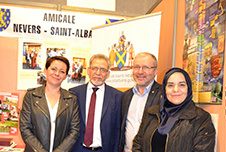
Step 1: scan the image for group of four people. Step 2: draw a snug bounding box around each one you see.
[19,52,215,152]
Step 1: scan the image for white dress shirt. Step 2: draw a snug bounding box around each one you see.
[45,94,59,152]
[84,82,105,147]
[124,81,154,152]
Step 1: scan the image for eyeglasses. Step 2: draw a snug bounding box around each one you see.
[90,67,108,73]
[133,66,156,71]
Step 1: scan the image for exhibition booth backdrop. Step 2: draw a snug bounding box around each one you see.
[0,0,225,151]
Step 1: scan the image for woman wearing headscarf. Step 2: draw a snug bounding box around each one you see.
[132,67,215,152]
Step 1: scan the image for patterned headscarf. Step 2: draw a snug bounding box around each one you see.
[158,68,193,135]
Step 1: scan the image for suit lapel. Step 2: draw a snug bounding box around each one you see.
[122,89,133,121]
[120,89,134,134]
[145,81,160,109]
[80,84,88,124]
[101,84,110,119]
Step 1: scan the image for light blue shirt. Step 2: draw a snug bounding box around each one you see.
[124,81,154,152]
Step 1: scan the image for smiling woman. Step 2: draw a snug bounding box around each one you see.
[132,67,216,152]
[19,56,80,152]
[44,57,68,88]
[165,72,188,105]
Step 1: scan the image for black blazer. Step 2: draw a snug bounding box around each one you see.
[118,81,162,152]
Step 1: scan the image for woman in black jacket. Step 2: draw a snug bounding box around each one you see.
[19,56,80,152]
[132,67,215,152]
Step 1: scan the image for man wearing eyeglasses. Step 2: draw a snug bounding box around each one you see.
[118,52,162,152]
[69,54,122,152]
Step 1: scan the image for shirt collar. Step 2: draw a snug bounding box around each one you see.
[133,80,154,96]
[88,82,105,91]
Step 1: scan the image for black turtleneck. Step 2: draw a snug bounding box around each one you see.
[151,130,167,152]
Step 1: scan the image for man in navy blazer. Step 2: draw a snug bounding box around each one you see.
[118,52,162,152]
[69,54,122,152]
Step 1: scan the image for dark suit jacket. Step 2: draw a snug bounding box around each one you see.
[118,81,162,152]
[69,83,122,152]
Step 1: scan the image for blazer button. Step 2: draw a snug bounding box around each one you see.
[83,131,85,134]
[66,104,68,106]
[36,101,39,104]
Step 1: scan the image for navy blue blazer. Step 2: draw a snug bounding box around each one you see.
[118,81,162,152]
[69,83,122,152]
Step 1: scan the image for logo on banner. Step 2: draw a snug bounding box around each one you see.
[0,8,11,32]
[108,31,135,71]
[116,51,127,69]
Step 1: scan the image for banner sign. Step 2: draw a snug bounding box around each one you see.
[183,0,225,104]
[91,12,162,88]
[0,6,123,90]
[0,6,116,40]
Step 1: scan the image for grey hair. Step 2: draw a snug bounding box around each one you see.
[89,54,111,70]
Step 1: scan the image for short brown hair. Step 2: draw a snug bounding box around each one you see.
[45,56,70,74]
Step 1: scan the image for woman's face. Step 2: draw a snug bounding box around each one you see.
[44,60,68,87]
[165,72,188,105]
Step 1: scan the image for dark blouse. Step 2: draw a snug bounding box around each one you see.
[151,130,167,152]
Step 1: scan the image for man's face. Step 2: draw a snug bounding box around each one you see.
[133,55,158,90]
[88,58,110,86]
